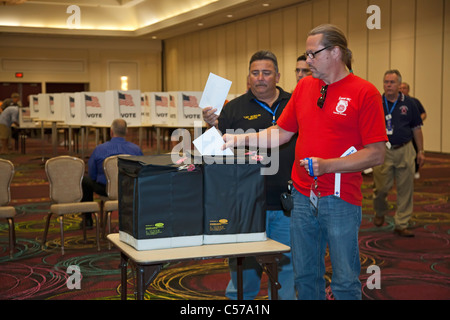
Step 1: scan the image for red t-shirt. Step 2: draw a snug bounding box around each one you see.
[277,73,387,206]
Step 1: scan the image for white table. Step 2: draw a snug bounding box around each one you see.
[107,233,290,300]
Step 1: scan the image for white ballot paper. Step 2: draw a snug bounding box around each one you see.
[199,73,232,115]
[193,126,234,156]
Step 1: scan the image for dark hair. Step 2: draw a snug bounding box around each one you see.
[249,50,279,73]
[297,54,307,62]
[308,24,353,72]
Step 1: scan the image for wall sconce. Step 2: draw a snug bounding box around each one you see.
[120,76,128,90]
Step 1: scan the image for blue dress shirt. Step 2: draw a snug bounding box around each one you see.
[88,137,143,185]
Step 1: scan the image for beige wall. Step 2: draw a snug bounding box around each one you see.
[0,0,448,153]
[164,0,450,153]
[0,34,162,92]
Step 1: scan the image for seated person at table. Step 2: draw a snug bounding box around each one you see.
[82,118,143,227]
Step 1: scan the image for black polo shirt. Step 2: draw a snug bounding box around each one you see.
[382,92,423,146]
[218,86,296,210]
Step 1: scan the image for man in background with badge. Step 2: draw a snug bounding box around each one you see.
[372,69,425,237]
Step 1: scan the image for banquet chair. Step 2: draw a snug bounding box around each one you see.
[42,156,100,255]
[102,154,128,249]
[0,159,17,258]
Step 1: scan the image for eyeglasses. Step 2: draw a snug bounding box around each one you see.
[317,85,328,108]
[305,46,331,59]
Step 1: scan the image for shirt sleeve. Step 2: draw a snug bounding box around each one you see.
[358,91,388,146]
[12,108,19,124]
[409,98,424,129]
[277,87,299,133]
[88,148,98,181]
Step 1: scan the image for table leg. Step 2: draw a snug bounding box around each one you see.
[156,127,161,153]
[256,254,282,300]
[136,265,145,300]
[120,253,129,300]
[133,264,162,300]
[236,257,244,300]
[52,121,57,156]
[267,262,279,300]
[68,126,73,155]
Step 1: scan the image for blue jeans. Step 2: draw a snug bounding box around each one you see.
[291,188,362,300]
[226,210,296,300]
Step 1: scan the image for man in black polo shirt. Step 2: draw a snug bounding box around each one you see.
[373,69,425,237]
[203,50,296,299]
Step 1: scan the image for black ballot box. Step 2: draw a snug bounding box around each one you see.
[117,154,203,250]
[201,154,267,244]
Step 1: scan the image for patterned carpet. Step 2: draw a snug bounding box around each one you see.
[0,134,449,301]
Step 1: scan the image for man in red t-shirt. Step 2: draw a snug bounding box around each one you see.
[223,24,387,300]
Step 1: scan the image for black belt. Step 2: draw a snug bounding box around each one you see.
[390,141,411,150]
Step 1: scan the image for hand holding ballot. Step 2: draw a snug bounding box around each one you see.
[199,72,232,127]
[202,106,219,128]
[193,126,233,156]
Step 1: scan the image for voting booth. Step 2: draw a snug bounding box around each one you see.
[140,94,151,125]
[142,92,170,126]
[170,91,203,127]
[118,154,204,250]
[63,93,81,125]
[29,95,39,119]
[105,90,141,127]
[19,107,35,128]
[168,93,178,126]
[79,91,108,126]
[30,94,48,120]
[46,93,65,122]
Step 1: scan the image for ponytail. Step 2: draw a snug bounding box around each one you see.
[309,24,353,72]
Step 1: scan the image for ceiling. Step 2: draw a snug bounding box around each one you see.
[0,0,306,39]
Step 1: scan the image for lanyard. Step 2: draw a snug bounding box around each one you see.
[334,146,357,197]
[384,95,398,115]
[254,99,280,125]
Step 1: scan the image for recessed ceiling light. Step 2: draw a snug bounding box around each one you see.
[151,36,157,39]
[197,22,204,26]
[226,14,233,18]
[262,3,270,7]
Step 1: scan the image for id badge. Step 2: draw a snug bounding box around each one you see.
[385,114,393,135]
[310,189,318,209]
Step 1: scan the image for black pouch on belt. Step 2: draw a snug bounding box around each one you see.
[280,180,293,212]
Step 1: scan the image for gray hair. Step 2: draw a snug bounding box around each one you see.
[111,118,127,137]
[384,69,402,83]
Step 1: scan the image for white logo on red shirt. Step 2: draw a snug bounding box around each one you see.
[334,97,351,116]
